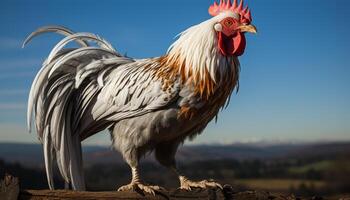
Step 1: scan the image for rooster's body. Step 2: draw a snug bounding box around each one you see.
[25,0,256,193]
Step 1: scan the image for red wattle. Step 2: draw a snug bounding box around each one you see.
[218,32,246,57]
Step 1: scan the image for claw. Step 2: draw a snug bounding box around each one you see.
[179,176,223,191]
[117,182,165,196]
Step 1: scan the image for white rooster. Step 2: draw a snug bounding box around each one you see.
[24,0,256,194]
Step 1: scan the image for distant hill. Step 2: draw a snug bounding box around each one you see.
[0,141,349,168]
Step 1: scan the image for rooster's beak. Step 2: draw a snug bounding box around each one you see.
[238,24,257,34]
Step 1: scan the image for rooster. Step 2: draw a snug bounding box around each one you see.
[24,0,256,194]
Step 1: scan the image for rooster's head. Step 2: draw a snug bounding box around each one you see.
[209,0,257,57]
[166,0,257,88]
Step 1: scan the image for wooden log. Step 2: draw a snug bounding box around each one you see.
[2,175,347,200]
[19,188,225,200]
[0,174,20,200]
[17,187,323,200]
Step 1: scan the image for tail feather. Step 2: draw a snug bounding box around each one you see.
[24,26,121,190]
[22,25,89,48]
[43,125,55,189]
[47,32,118,64]
[48,47,116,78]
[69,133,85,190]
[27,48,79,134]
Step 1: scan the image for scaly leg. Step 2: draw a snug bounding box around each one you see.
[117,166,165,195]
[171,167,223,191]
[154,142,222,191]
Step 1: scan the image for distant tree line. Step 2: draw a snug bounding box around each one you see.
[1,154,349,196]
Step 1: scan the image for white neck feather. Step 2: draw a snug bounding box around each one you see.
[167,15,238,84]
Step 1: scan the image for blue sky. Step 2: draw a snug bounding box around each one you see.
[0,0,349,145]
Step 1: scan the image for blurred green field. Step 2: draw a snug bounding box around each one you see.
[288,160,333,174]
[1,142,350,196]
[235,178,326,192]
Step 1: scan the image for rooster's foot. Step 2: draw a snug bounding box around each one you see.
[179,176,223,191]
[117,182,165,195]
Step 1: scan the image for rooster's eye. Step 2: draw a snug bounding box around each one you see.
[225,20,233,27]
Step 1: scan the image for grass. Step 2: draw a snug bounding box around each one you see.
[288,160,333,174]
[235,179,327,191]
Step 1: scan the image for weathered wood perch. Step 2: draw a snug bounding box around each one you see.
[19,189,223,200]
[18,188,308,200]
[2,174,349,200]
[0,174,19,200]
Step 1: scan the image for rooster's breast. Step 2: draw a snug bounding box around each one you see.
[111,105,212,147]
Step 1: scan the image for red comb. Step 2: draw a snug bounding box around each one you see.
[209,0,252,23]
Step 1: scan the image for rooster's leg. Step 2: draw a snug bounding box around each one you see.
[117,166,165,195]
[155,142,222,190]
[171,167,223,191]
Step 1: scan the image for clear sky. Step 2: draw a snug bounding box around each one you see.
[0,0,349,145]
